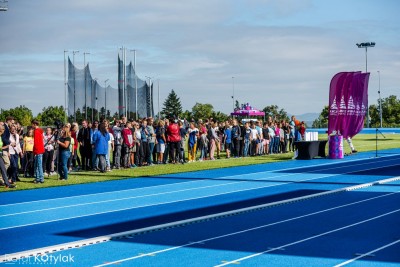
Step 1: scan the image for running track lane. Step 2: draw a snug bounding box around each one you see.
[33,180,400,267]
[1,157,400,255]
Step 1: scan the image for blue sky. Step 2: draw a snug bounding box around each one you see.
[0,0,399,117]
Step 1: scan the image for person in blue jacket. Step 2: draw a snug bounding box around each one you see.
[92,122,110,173]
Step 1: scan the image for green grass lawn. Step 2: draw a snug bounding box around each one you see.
[1,134,399,192]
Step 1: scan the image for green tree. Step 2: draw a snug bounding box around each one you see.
[192,103,214,121]
[0,105,33,126]
[369,95,400,127]
[180,110,192,120]
[36,106,66,126]
[211,111,229,122]
[262,105,289,122]
[312,106,329,128]
[161,89,182,118]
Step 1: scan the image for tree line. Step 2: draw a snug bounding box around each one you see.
[14,89,397,128]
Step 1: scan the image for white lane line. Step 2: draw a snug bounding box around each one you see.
[333,239,400,267]
[214,208,400,267]
[0,171,353,230]
[2,153,398,208]
[2,157,399,217]
[92,183,400,266]
[3,176,400,264]
[1,160,398,228]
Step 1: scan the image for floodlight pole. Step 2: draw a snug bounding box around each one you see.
[94,78,98,121]
[83,52,90,120]
[146,76,154,117]
[104,79,109,119]
[232,76,235,111]
[72,50,79,121]
[158,79,160,120]
[377,71,382,128]
[356,42,375,128]
[128,49,138,119]
[63,50,68,123]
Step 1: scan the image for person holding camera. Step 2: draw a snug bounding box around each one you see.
[57,125,71,180]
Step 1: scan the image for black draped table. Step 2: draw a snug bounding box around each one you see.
[294,140,328,160]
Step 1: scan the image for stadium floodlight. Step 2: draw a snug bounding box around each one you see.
[356,42,375,128]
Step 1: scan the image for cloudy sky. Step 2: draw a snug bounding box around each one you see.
[0,0,399,117]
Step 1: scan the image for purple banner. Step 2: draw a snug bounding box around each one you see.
[328,71,370,138]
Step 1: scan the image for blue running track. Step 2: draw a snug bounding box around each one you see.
[1,148,400,266]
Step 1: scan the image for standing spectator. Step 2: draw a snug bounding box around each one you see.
[167,118,181,164]
[57,125,71,180]
[68,131,75,172]
[91,121,99,170]
[187,122,199,162]
[8,125,22,183]
[279,123,285,153]
[92,122,110,173]
[107,125,114,171]
[155,120,166,164]
[0,124,16,188]
[299,121,306,140]
[208,119,218,161]
[163,119,170,164]
[218,122,225,154]
[239,121,246,157]
[231,119,241,158]
[112,120,123,169]
[71,123,80,170]
[198,126,208,161]
[250,122,259,156]
[268,122,275,155]
[122,121,135,168]
[274,122,281,153]
[77,120,92,171]
[243,122,251,157]
[288,117,296,152]
[23,128,34,177]
[43,127,55,176]
[140,119,150,166]
[224,122,232,158]
[262,122,270,155]
[179,121,187,163]
[147,118,156,166]
[32,120,45,183]
[1,117,13,171]
[133,122,141,167]
[255,121,263,155]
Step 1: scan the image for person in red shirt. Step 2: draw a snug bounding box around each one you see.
[31,120,45,183]
[167,118,182,164]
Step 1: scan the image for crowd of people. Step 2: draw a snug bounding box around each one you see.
[0,115,307,188]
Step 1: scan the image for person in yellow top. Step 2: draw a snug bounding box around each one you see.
[23,129,35,177]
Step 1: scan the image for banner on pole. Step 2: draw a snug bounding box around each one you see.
[328,71,370,138]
